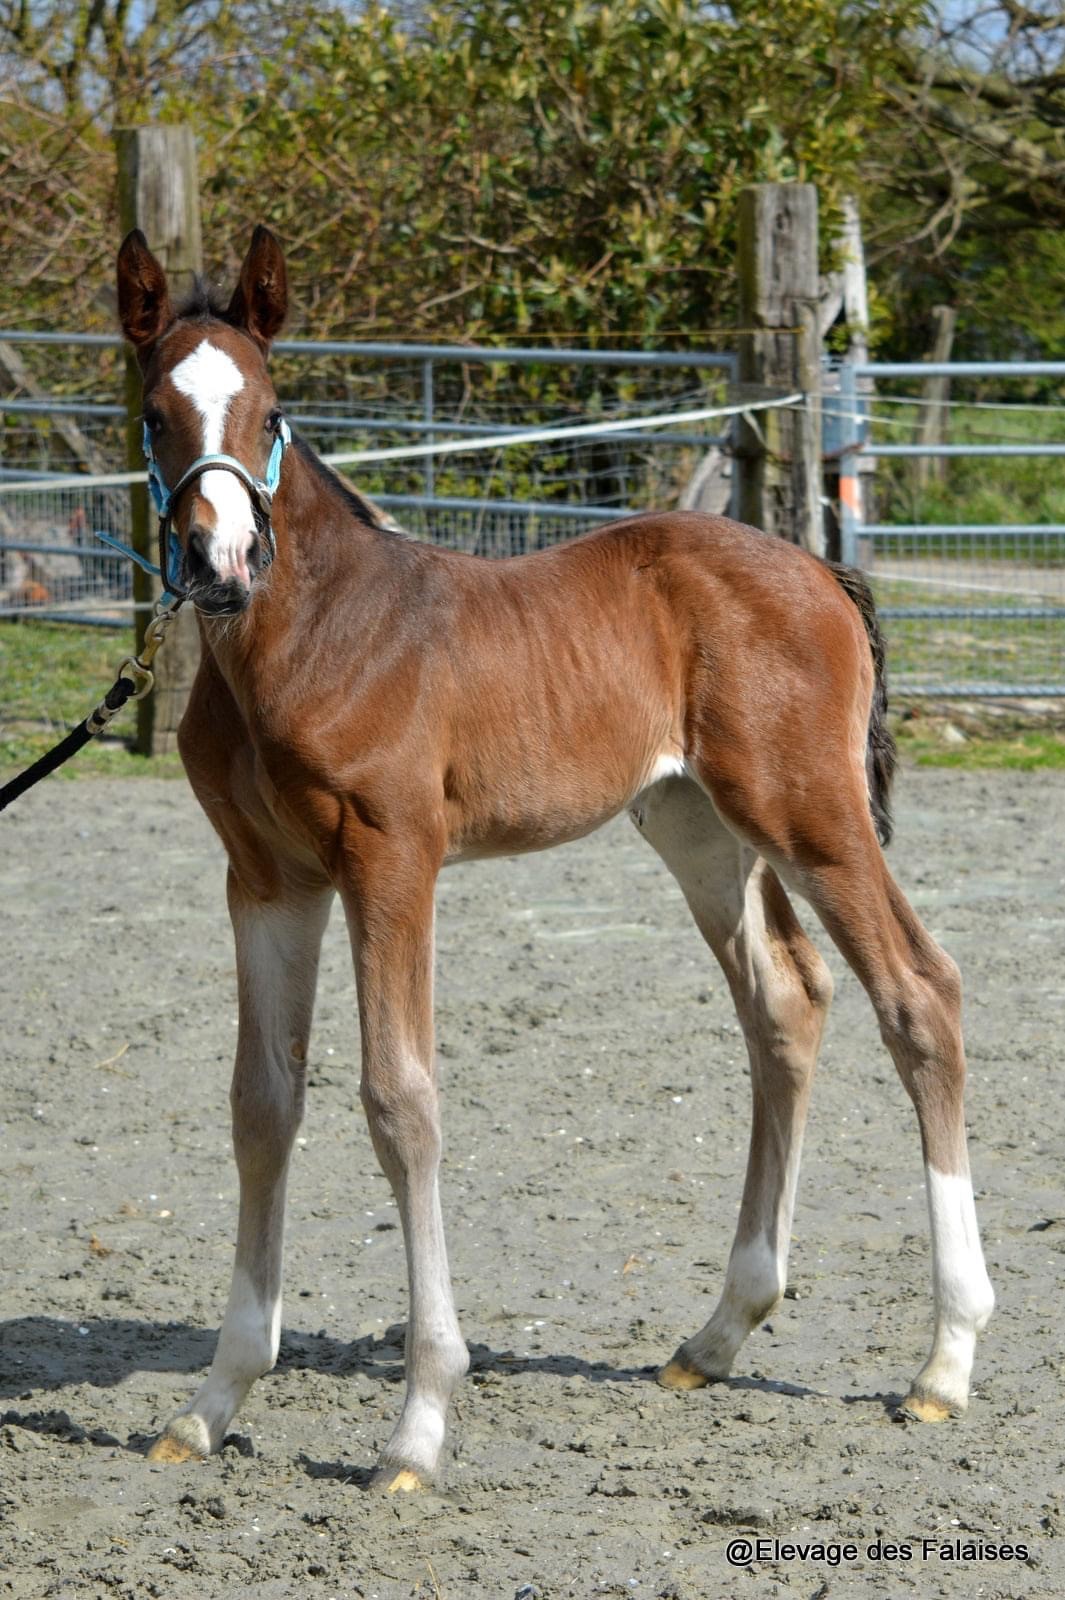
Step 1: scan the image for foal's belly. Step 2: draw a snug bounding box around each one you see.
[442,744,686,864]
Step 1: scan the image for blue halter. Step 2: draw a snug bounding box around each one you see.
[142,417,291,598]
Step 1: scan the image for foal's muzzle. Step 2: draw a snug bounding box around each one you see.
[154,456,279,605]
[143,416,289,605]
[184,528,262,614]
[187,573,254,616]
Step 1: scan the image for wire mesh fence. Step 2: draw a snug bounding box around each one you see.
[0,484,134,621]
[0,333,736,610]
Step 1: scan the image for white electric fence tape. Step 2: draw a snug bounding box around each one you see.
[0,393,804,496]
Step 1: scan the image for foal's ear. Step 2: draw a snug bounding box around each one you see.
[226,225,288,348]
[117,230,173,363]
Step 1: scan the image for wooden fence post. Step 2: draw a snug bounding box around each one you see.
[736,183,823,554]
[116,125,203,756]
[915,304,957,490]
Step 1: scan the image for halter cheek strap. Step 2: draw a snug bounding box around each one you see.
[142,418,291,599]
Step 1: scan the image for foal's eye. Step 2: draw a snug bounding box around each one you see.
[265,408,282,434]
[143,409,164,435]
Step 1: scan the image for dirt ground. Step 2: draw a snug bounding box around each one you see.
[1,769,1063,1600]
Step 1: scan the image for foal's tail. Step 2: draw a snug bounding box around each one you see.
[824,560,898,848]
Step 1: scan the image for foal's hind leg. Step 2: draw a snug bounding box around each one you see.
[631,777,832,1387]
[693,756,994,1419]
[149,868,333,1461]
[793,842,995,1418]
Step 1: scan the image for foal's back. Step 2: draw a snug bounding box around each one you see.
[389,510,872,862]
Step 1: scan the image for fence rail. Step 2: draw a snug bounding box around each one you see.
[0,327,737,368]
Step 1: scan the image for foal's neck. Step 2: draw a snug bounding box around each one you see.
[199,437,396,694]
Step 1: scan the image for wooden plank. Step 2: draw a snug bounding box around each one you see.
[820,195,875,559]
[116,125,203,756]
[736,183,823,553]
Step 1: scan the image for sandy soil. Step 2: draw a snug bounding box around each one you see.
[1,769,1063,1600]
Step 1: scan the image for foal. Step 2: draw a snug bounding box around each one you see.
[117,227,994,1490]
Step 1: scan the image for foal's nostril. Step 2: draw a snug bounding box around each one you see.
[186,526,214,584]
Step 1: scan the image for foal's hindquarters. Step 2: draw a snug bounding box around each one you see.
[147,540,994,1488]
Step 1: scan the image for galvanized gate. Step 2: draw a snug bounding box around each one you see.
[834,359,1065,698]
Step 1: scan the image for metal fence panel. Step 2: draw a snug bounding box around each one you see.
[1,334,736,624]
[7,333,1062,698]
[835,359,1065,698]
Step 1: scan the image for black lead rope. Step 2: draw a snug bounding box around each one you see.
[0,676,139,814]
[3,424,290,813]
[0,599,182,815]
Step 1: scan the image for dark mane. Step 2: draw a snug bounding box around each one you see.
[173,275,233,325]
[292,434,406,537]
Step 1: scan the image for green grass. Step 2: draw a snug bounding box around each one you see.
[0,620,184,780]
[880,615,1059,689]
[894,725,1065,770]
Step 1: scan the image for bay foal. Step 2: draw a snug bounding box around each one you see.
[117,227,994,1490]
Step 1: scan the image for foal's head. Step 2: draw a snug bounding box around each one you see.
[117,227,289,615]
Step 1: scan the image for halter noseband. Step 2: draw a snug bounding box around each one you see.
[143,417,291,600]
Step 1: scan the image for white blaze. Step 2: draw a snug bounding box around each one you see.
[170,341,255,585]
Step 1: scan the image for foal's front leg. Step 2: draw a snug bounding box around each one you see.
[149,869,333,1461]
[342,838,468,1492]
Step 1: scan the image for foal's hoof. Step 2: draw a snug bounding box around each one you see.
[898,1391,960,1424]
[146,1416,209,1463]
[371,1465,428,1494]
[147,1434,203,1464]
[658,1357,710,1392]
